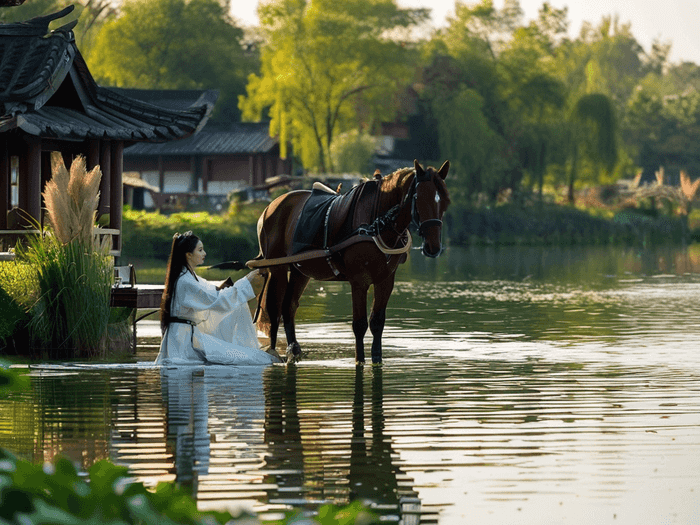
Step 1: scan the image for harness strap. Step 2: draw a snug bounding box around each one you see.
[246,230,412,269]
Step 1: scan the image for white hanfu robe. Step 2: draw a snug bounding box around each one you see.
[155,270,279,365]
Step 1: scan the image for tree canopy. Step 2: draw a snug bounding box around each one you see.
[88,0,255,122]
[239,0,429,172]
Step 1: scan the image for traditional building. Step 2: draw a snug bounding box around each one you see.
[122,118,292,211]
[0,6,216,254]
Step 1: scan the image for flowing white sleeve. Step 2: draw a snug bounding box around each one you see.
[173,273,255,325]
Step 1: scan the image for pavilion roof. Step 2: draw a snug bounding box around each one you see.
[0,6,217,143]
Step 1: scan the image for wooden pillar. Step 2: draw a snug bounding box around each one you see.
[98,139,111,218]
[109,141,123,254]
[202,157,209,194]
[248,155,254,186]
[0,141,9,230]
[86,139,100,171]
[189,156,197,193]
[158,155,164,191]
[18,136,42,227]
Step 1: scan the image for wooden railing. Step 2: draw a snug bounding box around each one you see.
[0,228,121,259]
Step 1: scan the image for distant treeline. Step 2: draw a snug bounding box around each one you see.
[5,0,700,204]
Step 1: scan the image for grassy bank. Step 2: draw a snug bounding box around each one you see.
[446,203,695,246]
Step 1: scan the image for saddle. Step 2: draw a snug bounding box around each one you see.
[292,180,380,254]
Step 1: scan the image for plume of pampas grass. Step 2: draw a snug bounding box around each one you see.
[680,170,700,202]
[43,152,109,252]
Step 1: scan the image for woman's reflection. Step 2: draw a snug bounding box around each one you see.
[160,365,267,498]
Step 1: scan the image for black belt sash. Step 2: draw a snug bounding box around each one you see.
[170,317,196,327]
[168,317,206,361]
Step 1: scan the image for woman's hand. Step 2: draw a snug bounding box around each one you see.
[246,269,265,296]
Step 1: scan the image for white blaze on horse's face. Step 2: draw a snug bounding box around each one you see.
[415,176,444,258]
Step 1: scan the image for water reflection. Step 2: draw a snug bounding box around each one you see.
[262,365,423,521]
[404,243,700,282]
[0,244,699,524]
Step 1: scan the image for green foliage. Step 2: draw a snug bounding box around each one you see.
[240,0,428,172]
[330,130,380,174]
[0,0,117,59]
[0,448,247,525]
[447,202,685,246]
[88,0,254,122]
[0,286,27,348]
[573,93,618,172]
[431,86,503,201]
[121,208,258,263]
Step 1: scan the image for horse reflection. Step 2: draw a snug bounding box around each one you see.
[263,366,422,520]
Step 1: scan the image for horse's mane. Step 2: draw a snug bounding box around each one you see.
[379,167,415,194]
[379,166,450,206]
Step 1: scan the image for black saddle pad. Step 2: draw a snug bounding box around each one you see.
[291,190,338,254]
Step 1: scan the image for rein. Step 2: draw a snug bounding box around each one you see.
[247,168,443,270]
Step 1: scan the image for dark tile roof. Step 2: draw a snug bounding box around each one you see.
[0,6,216,143]
[124,121,278,156]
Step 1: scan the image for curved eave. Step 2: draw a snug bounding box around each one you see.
[1,105,205,142]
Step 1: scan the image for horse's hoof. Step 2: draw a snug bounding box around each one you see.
[285,342,302,364]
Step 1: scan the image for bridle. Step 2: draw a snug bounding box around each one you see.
[409,170,444,258]
[354,169,444,258]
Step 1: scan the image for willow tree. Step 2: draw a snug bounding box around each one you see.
[565,93,618,202]
[239,0,428,172]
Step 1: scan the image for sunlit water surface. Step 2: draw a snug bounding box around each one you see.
[2,245,700,524]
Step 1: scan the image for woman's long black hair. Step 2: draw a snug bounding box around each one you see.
[160,231,200,333]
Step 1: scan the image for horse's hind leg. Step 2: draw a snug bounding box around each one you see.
[263,268,288,352]
[351,283,369,364]
[282,267,310,362]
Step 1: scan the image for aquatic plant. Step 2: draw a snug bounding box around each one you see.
[14,153,114,357]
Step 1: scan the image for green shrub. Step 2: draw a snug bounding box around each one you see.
[121,208,259,263]
[0,286,27,350]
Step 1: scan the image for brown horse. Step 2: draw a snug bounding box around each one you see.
[249,160,450,364]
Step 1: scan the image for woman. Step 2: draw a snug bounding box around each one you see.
[155,231,281,365]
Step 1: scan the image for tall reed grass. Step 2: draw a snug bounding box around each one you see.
[10,153,115,358]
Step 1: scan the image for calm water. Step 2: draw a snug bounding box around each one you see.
[2,245,700,524]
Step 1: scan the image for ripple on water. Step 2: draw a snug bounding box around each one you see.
[1,275,699,524]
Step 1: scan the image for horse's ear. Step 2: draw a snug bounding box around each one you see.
[438,160,450,180]
[414,159,423,176]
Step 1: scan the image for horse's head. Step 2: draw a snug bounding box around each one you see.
[412,159,450,258]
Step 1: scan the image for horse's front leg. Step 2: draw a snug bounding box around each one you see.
[369,274,396,364]
[282,268,310,363]
[351,283,369,364]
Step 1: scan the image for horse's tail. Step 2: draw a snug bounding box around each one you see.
[253,205,269,336]
[256,273,272,337]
